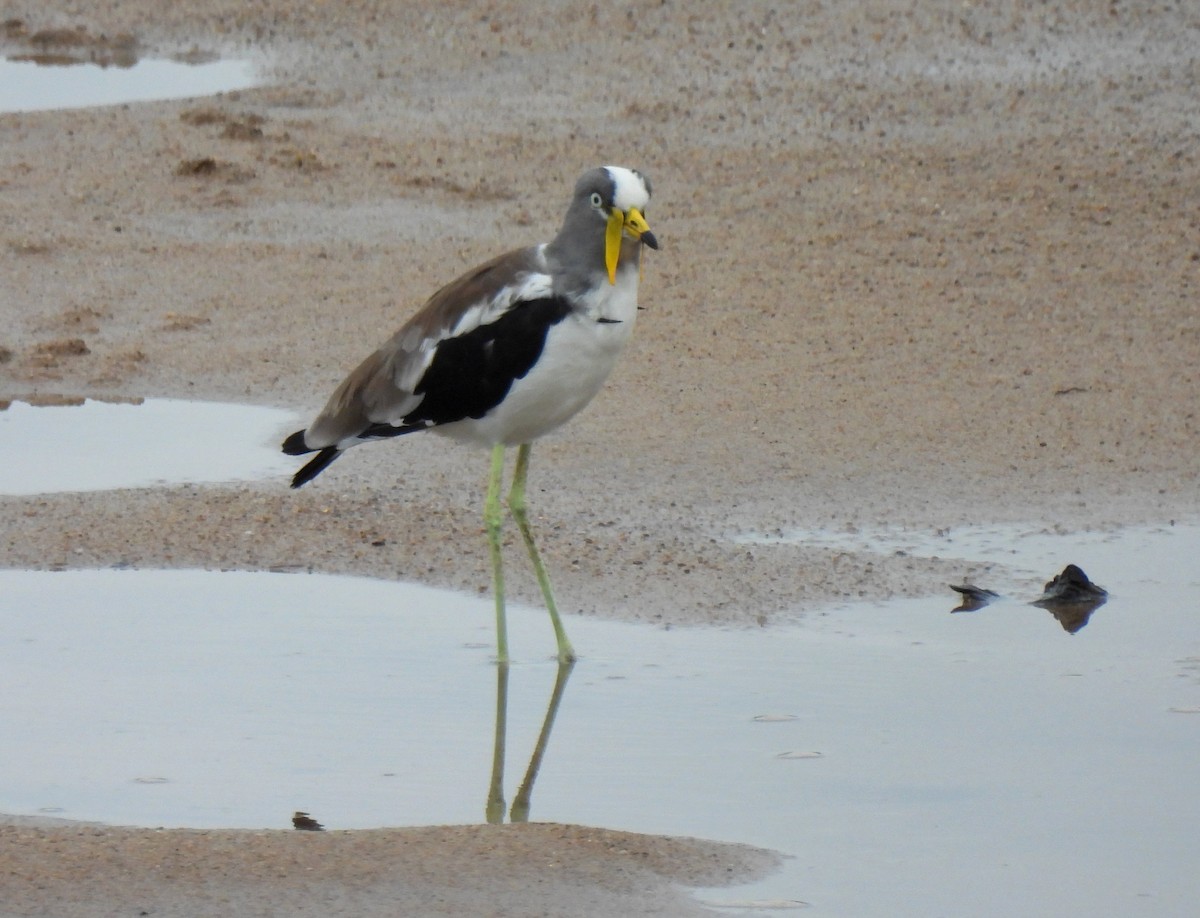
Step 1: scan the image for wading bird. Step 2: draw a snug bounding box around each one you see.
[283,166,657,663]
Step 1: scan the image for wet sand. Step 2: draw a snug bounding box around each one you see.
[2,1,1198,914]
[0,819,779,917]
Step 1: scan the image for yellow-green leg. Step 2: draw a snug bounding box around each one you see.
[484,443,510,664]
[508,443,576,663]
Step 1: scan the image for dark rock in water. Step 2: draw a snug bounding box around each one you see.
[948,564,1107,633]
[1031,564,1108,633]
[292,811,325,831]
[949,583,1001,613]
[1033,564,1108,605]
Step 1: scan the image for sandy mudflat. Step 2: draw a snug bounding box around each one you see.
[2,1,1198,914]
[0,820,779,917]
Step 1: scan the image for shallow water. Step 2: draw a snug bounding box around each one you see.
[0,57,257,114]
[2,522,1198,916]
[0,399,297,495]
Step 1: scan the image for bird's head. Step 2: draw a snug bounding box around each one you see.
[556,166,658,285]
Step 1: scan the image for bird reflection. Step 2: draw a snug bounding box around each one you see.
[486,660,574,824]
[949,564,1108,633]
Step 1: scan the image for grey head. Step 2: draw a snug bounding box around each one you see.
[545,166,658,295]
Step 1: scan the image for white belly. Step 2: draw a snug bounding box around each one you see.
[438,313,634,446]
[437,268,640,447]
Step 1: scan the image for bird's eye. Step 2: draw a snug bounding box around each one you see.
[589,192,604,208]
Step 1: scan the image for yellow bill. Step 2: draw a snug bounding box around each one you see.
[605,207,657,285]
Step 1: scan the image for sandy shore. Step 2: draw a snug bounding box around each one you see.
[2,1,1198,913]
[0,820,779,917]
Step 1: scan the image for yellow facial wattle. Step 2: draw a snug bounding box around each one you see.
[604,207,656,285]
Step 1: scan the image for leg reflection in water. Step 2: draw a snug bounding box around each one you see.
[486,660,575,824]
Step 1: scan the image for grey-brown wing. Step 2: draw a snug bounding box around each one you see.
[299,246,549,450]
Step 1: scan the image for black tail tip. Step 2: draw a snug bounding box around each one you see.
[282,429,311,456]
[289,445,341,488]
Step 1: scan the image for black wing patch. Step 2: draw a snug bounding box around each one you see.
[400,296,572,428]
[283,296,571,488]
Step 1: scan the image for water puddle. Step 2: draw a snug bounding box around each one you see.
[2,521,1198,916]
[735,519,1196,590]
[1,52,257,114]
[0,398,296,494]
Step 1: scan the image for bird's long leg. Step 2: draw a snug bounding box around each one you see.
[508,443,576,662]
[485,443,510,664]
